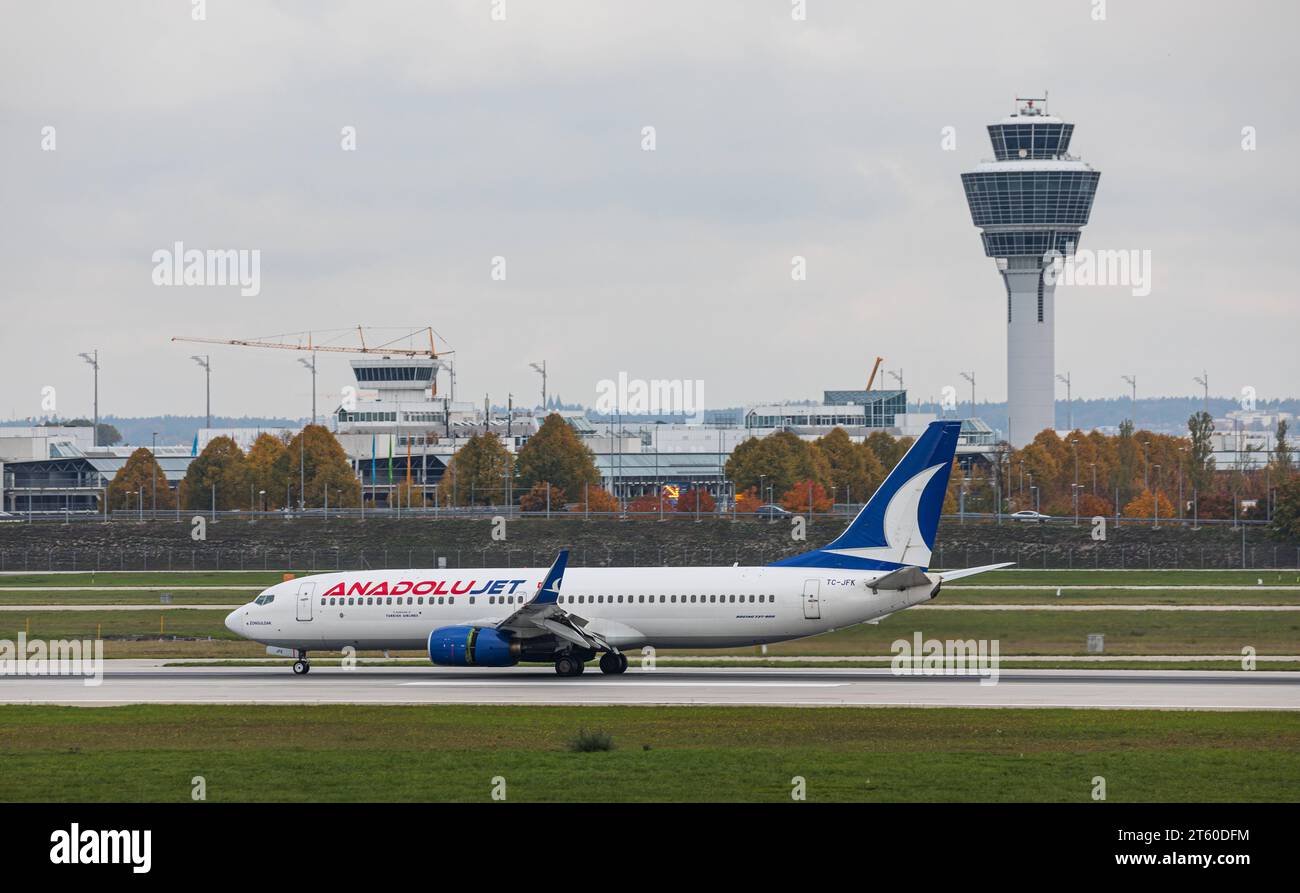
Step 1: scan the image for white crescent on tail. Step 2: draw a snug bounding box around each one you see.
[824,463,943,568]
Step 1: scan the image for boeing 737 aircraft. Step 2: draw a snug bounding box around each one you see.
[224,420,1010,675]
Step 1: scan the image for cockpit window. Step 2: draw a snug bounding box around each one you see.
[254,594,276,606]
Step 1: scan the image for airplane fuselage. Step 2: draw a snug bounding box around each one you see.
[226,565,938,654]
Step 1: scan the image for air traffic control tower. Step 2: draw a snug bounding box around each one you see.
[961,96,1100,447]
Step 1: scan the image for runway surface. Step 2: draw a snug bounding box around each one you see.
[3,664,1297,710]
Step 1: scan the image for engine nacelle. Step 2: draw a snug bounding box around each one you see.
[428,625,520,667]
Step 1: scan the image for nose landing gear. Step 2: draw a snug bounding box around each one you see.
[292,651,311,675]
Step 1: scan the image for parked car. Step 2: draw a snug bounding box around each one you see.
[1010,510,1051,523]
[755,504,792,519]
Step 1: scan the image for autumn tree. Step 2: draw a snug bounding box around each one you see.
[675,488,716,514]
[391,479,427,509]
[438,432,514,506]
[1077,493,1113,518]
[180,435,248,510]
[941,459,965,513]
[1270,474,1300,539]
[627,492,671,516]
[725,431,829,498]
[1122,489,1176,520]
[734,487,764,513]
[106,447,176,511]
[514,414,600,498]
[1113,419,1140,507]
[864,431,911,470]
[1274,419,1292,473]
[245,432,289,509]
[1017,439,1063,512]
[779,479,832,513]
[1187,412,1216,494]
[569,485,619,514]
[815,427,884,505]
[519,481,565,512]
[284,425,361,508]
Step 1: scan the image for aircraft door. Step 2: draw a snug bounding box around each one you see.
[802,579,821,619]
[296,582,315,621]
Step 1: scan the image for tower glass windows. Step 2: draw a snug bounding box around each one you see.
[960,170,1099,227]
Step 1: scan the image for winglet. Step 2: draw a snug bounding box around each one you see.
[533,549,569,605]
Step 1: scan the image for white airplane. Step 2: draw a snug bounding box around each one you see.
[224,420,1010,676]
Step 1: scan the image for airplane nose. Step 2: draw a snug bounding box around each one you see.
[224,609,241,634]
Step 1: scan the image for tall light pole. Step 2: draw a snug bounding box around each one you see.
[78,351,100,448]
[1193,371,1209,417]
[530,361,547,411]
[191,355,211,429]
[1152,464,1162,528]
[1056,371,1072,431]
[151,431,158,515]
[959,371,975,419]
[1178,446,1187,521]
[1071,438,1079,523]
[887,369,904,392]
[299,428,306,511]
[1121,374,1137,426]
[298,354,317,425]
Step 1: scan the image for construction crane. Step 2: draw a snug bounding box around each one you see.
[172,326,452,394]
[173,326,444,358]
[865,356,884,391]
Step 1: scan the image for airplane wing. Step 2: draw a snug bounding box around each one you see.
[493,550,611,652]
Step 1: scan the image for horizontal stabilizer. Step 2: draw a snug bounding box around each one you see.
[936,562,1015,582]
[868,566,931,591]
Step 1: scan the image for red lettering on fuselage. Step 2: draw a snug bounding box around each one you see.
[451,580,474,595]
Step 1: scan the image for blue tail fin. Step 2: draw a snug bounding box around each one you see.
[771,420,960,571]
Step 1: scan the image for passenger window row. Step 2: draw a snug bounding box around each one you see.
[561,593,774,605]
[323,595,456,607]
[317,593,776,608]
[320,594,529,608]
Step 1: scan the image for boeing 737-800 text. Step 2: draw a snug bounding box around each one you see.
[224,420,1009,675]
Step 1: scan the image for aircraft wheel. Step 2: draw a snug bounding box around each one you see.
[555,655,577,676]
[600,652,628,675]
[292,660,310,675]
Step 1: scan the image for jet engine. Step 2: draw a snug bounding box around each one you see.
[428,625,520,667]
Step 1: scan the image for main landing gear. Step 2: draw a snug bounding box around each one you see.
[599,651,629,675]
[554,649,628,676]
[554,653,586,676]
[292,651,311,675]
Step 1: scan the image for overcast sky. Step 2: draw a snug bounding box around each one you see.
[2,0,1296,423]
